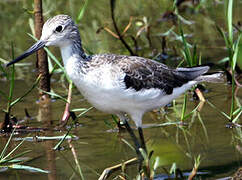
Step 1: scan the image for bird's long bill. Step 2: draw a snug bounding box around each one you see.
[6,40,46,67]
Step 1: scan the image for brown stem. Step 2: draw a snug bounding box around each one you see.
[98,158,138,180]
[195,88,205,102]
[110,0,136,56]
[188,167,197,180]
[34,0,50,96]
[0,112,12,132]
[60,83,73,126]
[228,69,242,87]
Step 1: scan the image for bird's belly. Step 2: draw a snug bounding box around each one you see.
[75,81,196,115]
[77,85,131,113]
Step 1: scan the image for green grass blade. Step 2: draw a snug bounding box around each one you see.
[0,126,17,160]
[192,44,197,66]
[0,139,26,163]
[72,108,91,112]
[7,55,15,112]
[181,93,187,121]
[227,0,233,45]
[232,34,241,70]
[14,135,77,142]
[183,102,201,121]
[0,90,8,100]
[38,89,68,103]
[177,14,194,25]
[207,100,230,120]
[232,109,242,123]
[216,25,229,48]
[77,107,93,117]
[0,60,7,78]
[232,107,242,116]
[218,57,229,64]
[0,57,31,67]
[197,113,209,142]
[26,33,70,82]
[76,0,89,23]
[121,138,135,152]
[44,47,64,71]
[53,133,71,151]
[10,76,40,107]
[180,25,192,66]
[0,150,31,164]
[8,65,15,102]
[9,164,49,173]
[58,151,84,178]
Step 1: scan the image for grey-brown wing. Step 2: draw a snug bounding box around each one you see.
[91,54,209,95]
[115,56,209,94]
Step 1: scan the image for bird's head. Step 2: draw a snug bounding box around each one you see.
[7,14,79,66]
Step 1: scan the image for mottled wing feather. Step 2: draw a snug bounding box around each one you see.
[91,54,208,95]
[114,55,190,94]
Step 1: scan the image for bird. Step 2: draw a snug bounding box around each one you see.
[7,14,221,162]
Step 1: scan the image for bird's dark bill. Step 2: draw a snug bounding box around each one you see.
[6,40,46,67]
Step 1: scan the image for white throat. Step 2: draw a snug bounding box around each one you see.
[60,44,75,68]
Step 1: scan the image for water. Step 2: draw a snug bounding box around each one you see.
[0,0,241,179]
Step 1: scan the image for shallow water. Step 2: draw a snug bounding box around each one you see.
[0,0,241,179]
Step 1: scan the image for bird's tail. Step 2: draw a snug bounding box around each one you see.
[195,72,224,83]
[177,66,210,80]
[176,66,224,83]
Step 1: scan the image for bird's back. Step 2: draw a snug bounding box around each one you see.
[86,54,209,95]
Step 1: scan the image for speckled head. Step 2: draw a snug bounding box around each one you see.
[6,14,82,66]
[42,14,80,47]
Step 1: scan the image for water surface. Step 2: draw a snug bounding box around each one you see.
[0,0,241,179]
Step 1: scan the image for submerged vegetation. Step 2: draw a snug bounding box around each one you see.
[0,0,241,179]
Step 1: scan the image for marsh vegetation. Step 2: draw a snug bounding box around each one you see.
[0,0,241,179]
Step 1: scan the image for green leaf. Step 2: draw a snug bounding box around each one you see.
[0,57,31,67]
[38,89,68,103]
[9,164,49,173]
[192,44,197,66]
[218,57,229,64]
[0,150,31,164]
[10,76,40,107]
[227,0,233,44]
[232,109,242,123]
[179,24,192,66]
[0,126,18,160]
[0,140,26,164]
[121,138,135,152]
[216,25,229,48]
[207,100,231,120]
[232,107,242,116]
[14,135,77,142]
[76,0,89,23]
[77,107,93,117]
[181,93,187,121]
[72,108,91,112]
[232,34,241,70]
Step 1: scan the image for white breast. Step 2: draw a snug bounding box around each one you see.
[65,58,197,124]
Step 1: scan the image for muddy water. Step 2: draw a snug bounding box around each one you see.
[0,0,241,179]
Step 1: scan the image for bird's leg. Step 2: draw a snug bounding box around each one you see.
[117,114,141,153]
[122,120,144,172]
[117,114,144,171]
[122,119,141,155]
[138,127,147,153]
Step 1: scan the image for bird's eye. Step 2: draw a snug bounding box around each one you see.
[55,26,63,32]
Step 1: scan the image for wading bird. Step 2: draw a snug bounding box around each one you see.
[7,14,221,163]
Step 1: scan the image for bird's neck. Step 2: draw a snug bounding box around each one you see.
[60,39,89,67]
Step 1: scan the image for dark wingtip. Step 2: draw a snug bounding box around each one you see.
[177,66,210,80]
